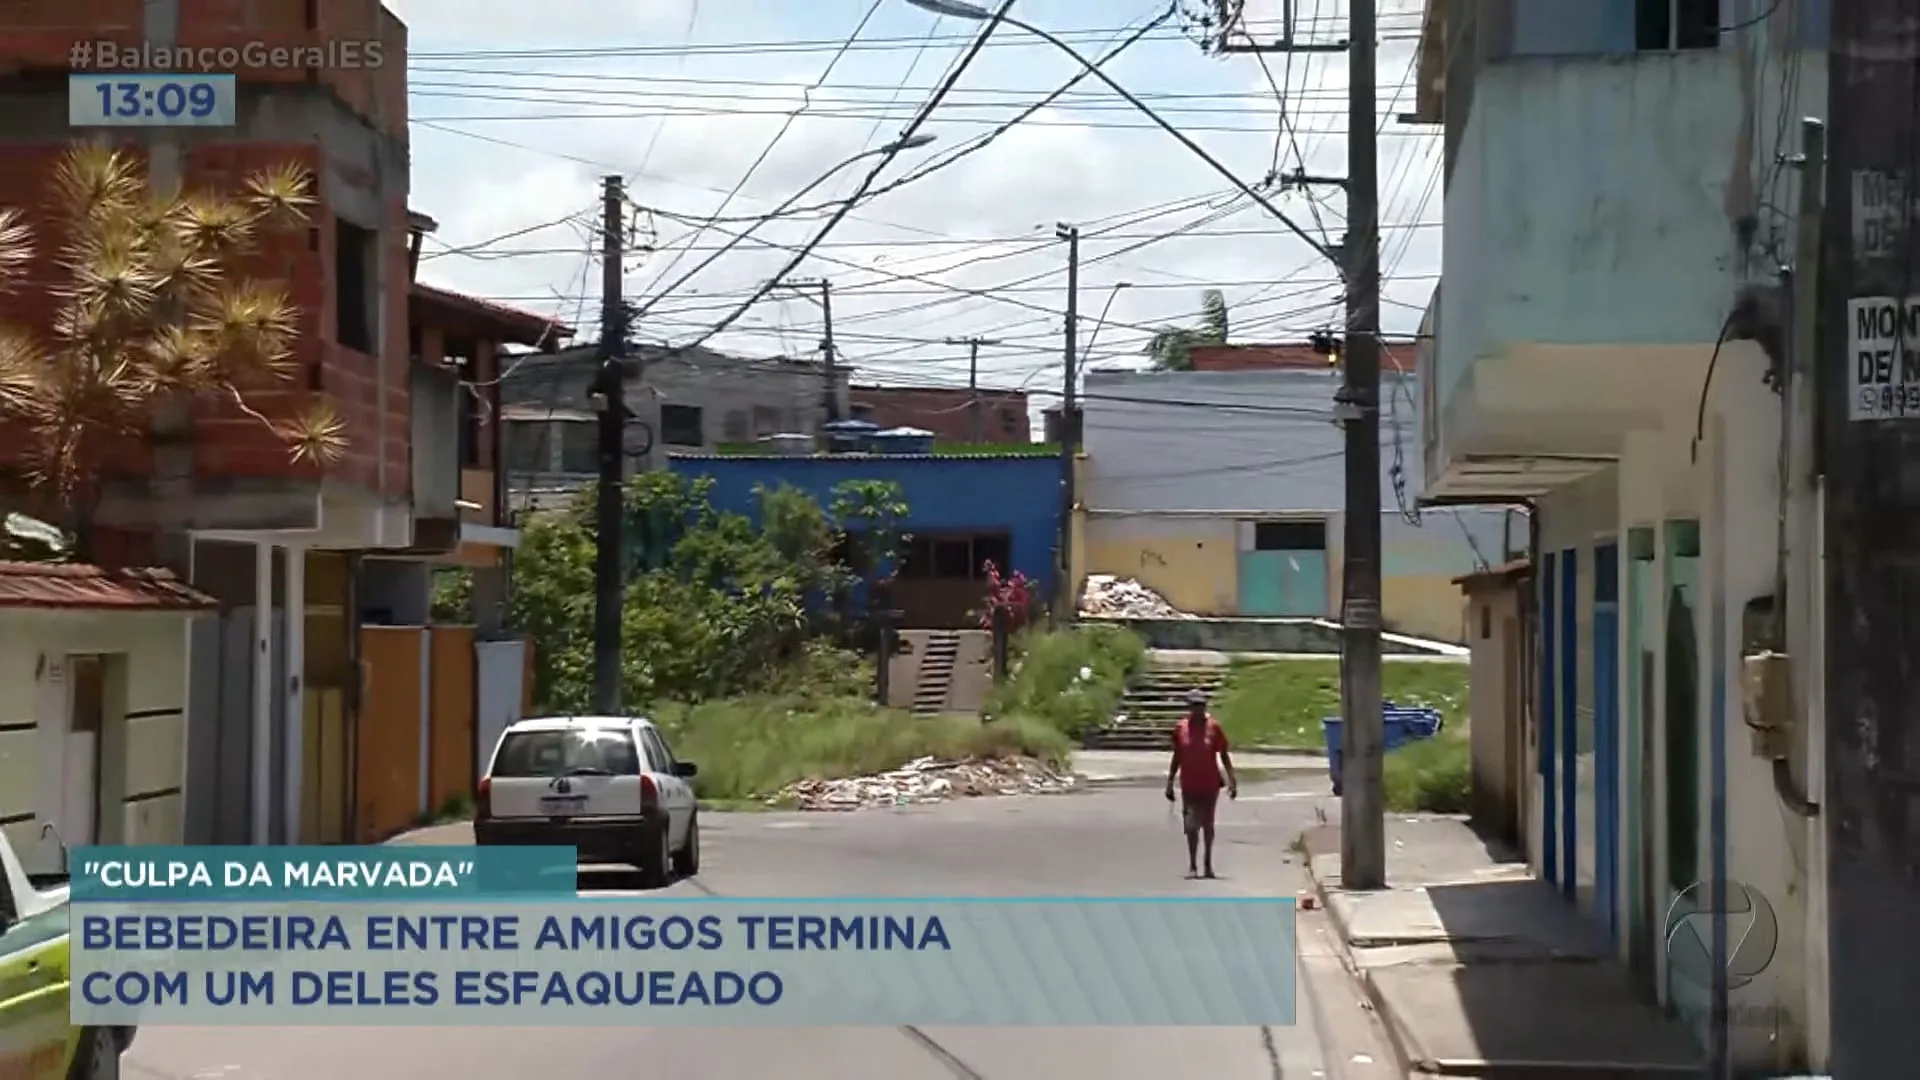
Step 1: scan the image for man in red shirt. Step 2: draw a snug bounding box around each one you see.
[1164,689,1237,879]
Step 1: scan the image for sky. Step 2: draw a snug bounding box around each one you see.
[385,0,1440,407]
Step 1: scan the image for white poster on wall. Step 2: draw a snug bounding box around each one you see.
[1847,295,1920,420]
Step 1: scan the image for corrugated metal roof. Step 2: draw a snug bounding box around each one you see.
[0,562,216,611]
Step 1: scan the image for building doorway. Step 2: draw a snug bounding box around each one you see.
[893,532,1014,628]
[1237,519,1329,616]
[62,654,131,846]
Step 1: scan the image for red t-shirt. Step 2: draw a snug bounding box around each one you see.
[1173,715,1229,795]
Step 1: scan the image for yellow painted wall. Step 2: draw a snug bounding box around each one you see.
[1383,572,1471,642]
[1082,515,1238,615]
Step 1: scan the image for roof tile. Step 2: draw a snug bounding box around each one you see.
[0,562,217,611]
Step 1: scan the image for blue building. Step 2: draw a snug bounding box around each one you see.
[666,452,1063,628]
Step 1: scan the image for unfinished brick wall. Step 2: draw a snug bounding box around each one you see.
[0,0,413,500]
[849,386,1032,443]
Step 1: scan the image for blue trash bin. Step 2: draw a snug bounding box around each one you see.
[1321,703,1445,795]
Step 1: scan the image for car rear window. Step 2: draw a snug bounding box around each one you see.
[491,729,642,777]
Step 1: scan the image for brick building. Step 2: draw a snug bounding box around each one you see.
[0,0,413,560]
[1184,343,1330,372]
[848,385,1031,443]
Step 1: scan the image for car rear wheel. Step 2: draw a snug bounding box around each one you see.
[637,818,672,888]
[671,811,700,877]
[68,1026,122,1080]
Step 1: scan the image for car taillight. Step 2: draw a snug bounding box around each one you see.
[476,776,491,819]
[639,774,658,813]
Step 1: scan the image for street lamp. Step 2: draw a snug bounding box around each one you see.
[635,134,938,320]
[898,0,1337,269]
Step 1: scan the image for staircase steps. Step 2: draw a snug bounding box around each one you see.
[1083,664,1229,750]
[910,631,961,715]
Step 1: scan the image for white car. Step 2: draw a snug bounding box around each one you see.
[474,716,700,886]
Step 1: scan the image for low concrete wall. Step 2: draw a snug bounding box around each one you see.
[1093,616,1442,655]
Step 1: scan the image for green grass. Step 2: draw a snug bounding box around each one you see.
[982,624,1148,740]
[649,695,1072,802]
[1383,726,1471,813]
[710,441,1060,458]
[1211,658,1470,750]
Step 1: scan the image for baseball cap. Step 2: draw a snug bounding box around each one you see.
[1185,689,1207,705]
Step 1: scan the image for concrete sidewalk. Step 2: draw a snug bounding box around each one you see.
[1303,816,1704,1077]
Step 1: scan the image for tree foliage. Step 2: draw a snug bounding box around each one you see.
[510,474,909,713]
[1143,288,1229,371]
[0,143,347,554]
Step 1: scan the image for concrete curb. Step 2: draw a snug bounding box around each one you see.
[1301,834,1426,1079]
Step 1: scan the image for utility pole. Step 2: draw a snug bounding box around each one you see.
[818,278,839,423]
[776,278,841,425]
[1337,0,1385,891]
[1203,0,1378,889]
[1056,223,1079,628]
[947,336,1003,441]
[591,175,627,715]
[1823,3,1920,1073]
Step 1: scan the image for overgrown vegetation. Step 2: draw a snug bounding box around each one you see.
[0,142,345,559]
[1383,727,1471,814]
[1207,656,1473,813]
[1212,657,1470,749]
[509,472,1067,802]
[982,623,1147,741]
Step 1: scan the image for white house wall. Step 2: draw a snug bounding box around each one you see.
[1435,44,1828,428]
[0,610,196,877]
[1694,343,1816,1068]
[1521,341,1824,1071]
[1082,369,1413,513]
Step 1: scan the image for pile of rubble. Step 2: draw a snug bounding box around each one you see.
[1078,574,1194,619]
[772,755,1080,811]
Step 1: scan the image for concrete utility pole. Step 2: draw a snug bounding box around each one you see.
[592,175,627,714]
[1336,0,1386,891]
[1822,5,1920,1073]
[947,336,1003,441]
[1205,0,1378,889]
[1056,223,1080,628]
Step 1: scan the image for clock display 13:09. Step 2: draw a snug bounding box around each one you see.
[97,80,220,119]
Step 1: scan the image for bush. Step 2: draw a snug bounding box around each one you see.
[650,695,1071,802]
[983,624,1147,740]
[1383,730,1471,813]
[510,472,909,713]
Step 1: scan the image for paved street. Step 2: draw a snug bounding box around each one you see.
[123,777,1385,1080]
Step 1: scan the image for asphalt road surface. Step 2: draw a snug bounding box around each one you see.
[122,776,1393,1080]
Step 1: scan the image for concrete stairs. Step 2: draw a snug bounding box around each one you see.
[1084,664,1228,750]
[910,631,960,715]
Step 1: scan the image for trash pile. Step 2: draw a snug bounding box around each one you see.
[773,755,1080,811]
[1078,574,1194,619]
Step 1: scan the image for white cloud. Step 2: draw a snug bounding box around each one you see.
[398,0,1441,394]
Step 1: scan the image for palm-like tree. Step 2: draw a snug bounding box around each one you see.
[0,142,347,558]
[1143,288,1229,371]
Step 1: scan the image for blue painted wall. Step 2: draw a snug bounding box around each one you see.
[666,453,1064,596]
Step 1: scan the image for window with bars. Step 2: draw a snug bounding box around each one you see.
[1635,0,1719,51]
